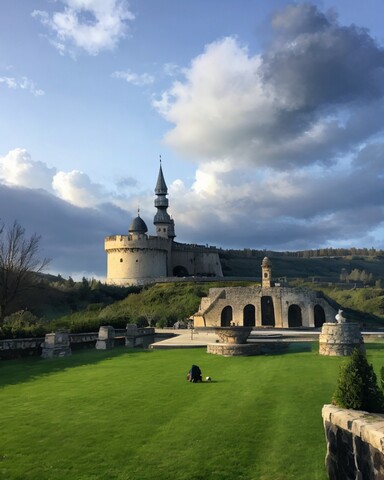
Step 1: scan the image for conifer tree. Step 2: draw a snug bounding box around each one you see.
[332,348,384,413]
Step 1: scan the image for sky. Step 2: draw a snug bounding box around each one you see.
[1,0,384,280]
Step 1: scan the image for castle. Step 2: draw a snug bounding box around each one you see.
[105,163,223,285]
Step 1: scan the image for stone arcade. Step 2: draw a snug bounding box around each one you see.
[193,257,337,328]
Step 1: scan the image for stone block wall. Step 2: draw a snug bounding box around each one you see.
[322,405,384,480]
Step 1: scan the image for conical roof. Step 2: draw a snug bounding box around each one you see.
[155,164,168,195]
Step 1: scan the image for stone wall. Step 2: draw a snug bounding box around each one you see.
[0,328,155,360]
[319,323,365,356]
[322,405,384,480]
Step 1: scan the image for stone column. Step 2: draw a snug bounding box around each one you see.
[125,323,138,348]
[41,332,72,359]
[96,326,115,350]
[319,323,365,356]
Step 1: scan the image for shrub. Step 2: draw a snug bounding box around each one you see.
[332,348,384,413]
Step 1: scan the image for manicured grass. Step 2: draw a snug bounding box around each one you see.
[1,344,384,480]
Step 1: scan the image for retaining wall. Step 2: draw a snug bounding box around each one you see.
[322,405,384,480]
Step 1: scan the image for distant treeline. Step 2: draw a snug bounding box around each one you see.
[220,247,383,258]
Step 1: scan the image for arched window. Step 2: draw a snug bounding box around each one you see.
[221,306,233,327]
[314,305,326,328]
[243,304,255,327]
[288,305,302,328]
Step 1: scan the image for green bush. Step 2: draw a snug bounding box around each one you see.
[332,348,384,412]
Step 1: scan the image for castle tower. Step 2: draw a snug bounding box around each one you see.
[261,257,272,288]
[154,160,175,239]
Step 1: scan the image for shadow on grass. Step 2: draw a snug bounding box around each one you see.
[262,341,315,356]
[0,347,152,388]
[365,343,384,351]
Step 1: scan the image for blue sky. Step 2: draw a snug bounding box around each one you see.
[1,0,384,279]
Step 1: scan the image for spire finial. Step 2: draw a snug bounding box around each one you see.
[137,205,140,216]
[159,154,162,164]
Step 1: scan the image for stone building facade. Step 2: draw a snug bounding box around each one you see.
[193,257,337,328]
[105,163,223,285]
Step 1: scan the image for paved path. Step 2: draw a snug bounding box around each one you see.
[152,329,218,348]
[152,328,384,349]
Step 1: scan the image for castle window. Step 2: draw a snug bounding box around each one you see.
[120,258,123,263]
[136,259,138,263]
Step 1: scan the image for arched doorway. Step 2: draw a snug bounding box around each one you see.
[221,306,233,327]
[243,304,255,327]
[288,304,302,328]
[261,296,275,326]
[314,305,326,328]
[173,265,189,277]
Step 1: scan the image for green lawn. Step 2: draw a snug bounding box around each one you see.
[1,344,384,480]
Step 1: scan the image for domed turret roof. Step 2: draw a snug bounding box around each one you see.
[262,256,271,267]
[129,214,148,234]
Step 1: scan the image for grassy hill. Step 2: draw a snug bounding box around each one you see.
[1,249,384,337]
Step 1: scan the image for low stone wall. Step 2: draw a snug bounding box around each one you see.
[319,323,365,356]
[0,337,44,359]
[322,405,384,480]
[0,327,156,360]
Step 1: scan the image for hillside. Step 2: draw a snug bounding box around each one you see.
[220,250,384,283]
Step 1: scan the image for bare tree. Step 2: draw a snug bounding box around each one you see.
[0,221,50,321]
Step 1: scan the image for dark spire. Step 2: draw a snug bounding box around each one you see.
[153,157,175,238]
[155,157,168,195]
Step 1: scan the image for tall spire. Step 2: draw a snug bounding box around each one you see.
[155,156,168,195]
[153,157,175,239]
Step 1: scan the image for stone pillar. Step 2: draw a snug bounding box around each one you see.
[41,332,71,359]
[96,326,115,350]
[125,323,138,348]
[319,323,365,356]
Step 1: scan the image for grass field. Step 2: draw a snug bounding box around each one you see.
[1,344,384,480]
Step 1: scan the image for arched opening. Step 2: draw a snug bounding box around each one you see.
[221,306,233,327]
[173,265,189,277]
[261,296,275,326]
[288,304,302,328]
[314,305,326,328]
[243,304,255,327]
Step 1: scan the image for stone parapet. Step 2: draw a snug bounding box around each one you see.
[319,322,365,356]
[322,405,384,479]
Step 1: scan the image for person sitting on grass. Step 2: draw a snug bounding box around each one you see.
[188,364,202,383]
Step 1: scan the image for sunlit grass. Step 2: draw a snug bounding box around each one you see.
[1,344,384,480]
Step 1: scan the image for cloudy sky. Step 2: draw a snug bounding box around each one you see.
[1,0,384,279]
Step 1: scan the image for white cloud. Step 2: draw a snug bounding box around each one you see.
[0,76,44,96]
[154,4,384,171]
[52,170,108,208]
[112,69,154,86]
[0,148,55,189]
[32,0,134,56]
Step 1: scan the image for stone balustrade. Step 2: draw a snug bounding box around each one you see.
[0,326,156,359]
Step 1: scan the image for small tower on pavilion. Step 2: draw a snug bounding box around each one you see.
[261,257,272,288]
[154,158,175,239]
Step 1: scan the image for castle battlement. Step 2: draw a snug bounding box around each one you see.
[105,235,169,251]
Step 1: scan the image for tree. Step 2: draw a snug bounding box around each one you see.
[332,348,384,413]
[0,221,50,322]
